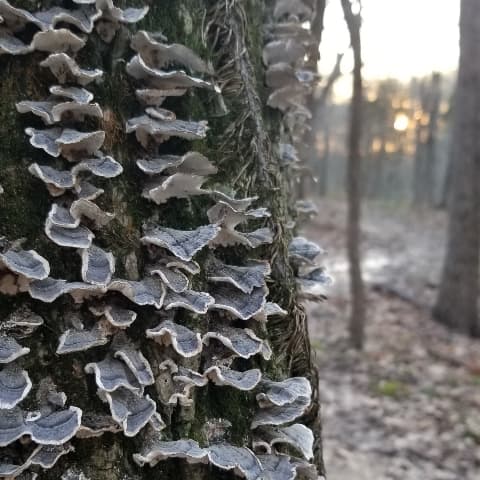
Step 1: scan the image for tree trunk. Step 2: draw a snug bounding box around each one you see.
[433,0,480,337]
[341,0,366,350]
[0,1,323,478]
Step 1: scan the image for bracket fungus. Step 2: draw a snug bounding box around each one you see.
[0,336,30,364]
[40,53,103,85]
[253,423,314,460]
[0,249,50,281]
[288,236,324,265]
[205,256,270,294]
[109,277,165,309]
[296,267,333,301]
[56,322,111,354]
[203,325,271,360]
[148,264,189,293]
[0,406,82,446]
[80,245,115,286]
[113,338,154,387]
[101,388,157,437]
[85,356,142,393]
[90,304,137,329]
[141,224,220,262]
[204,366,262,391]
[133,437,208,467]
[146,319,202,358]
[207,444,264,480]
[210,284,268,320]
[0,364,32,409]
[163,288,214,314]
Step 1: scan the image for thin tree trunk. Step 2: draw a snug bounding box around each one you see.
[433,0,480,336]
[341,0,366,350]
[0,0,324,478]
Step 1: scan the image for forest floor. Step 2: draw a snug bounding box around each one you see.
[303,199,480,480]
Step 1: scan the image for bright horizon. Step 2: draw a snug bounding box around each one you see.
[319,0,461,100]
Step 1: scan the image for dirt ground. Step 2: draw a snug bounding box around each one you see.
[302,200,480,480]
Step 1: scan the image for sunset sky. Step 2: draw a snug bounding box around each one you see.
[319,0,461,99]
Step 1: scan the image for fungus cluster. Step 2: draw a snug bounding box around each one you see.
[1,0,321,477]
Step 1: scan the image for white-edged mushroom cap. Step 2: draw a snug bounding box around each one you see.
[56,323,110,354]
[204,366,262,391]
[254,424,314,460]
[132,31,212,74]
[208,444,264,480]
[49,85,94,104]
[141,224,220,261]
[90,304,137,329]
[163,288,214,314]
[0,27,31,55]
[253,302,288,322]
[251,398,311,428]
[56,129,105,161]
[207,325,271,360]
[33,6,101,34]
[45,218,94,249]
[28,277,68,303]
[0,249,50,280]
[0,336,30,364]
[113,339,154,386]
[205,256,270,294]
[70,199,114,229]
[40,53,103,85]
[0,406,82,446]
[126,114,208,147]
[126,54,214,90]
[137,151,216,176]
[288,237,324,265]
[143,173,208,205]
[146,320,202,358]
[210,284,267,320]
[148,264,189,293]
[273,0,312,20]
[0,1,39,32]
[25,127,62,157]
[257,454,297,480]
[257,377,312,408]
[108,277,165,309]
[28,164,75,194]
[80,245,115,286]
[135,88,187,106]
[85,356,141,393]
[262,39,305,66]
[133,437,208,467]
[0,364,32,408]
[30,28,86,53]
[72,155,123,178]
[163,256,200,275]
[74,180,104,201]
[297,267,333,301]
[102,388,156,437]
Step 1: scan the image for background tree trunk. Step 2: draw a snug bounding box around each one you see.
[0,0,323,478]
[433,0,480,337]
[341,0,366,350]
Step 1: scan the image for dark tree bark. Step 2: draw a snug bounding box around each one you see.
[341,0,366,349]
[433,0,480,336]
[0,0,324,478]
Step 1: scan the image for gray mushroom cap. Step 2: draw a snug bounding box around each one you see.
[85,356,141,393]
[49,85,94,104]
[254,424,314,460]
[133,437,208,467]
[109,277,165,309]
[0,28,31,55]
[40,53,103,85]
[28,277,68,303]
[288,236,324,265]
[102,388,156,437]
[163,288,214,314]
[148,264,189,293]
[80,245,115,286]
[135,88,187,106]
[56,323,110,354]
[273,0,312,21]
[205,256,270,293]
[0,406,82,446]
[210,284,268,320]
[296,267,333,300]
[132,30,212,74]
[257,454,297,480]
[203,325,270,360]
[0,0,38,32]
[30,28,86,53]
[141,224,220,261]
[0,364,32,408]
[45,219,94,249]
[204,366,262,391]
[142,173,208,205]
[257,377,312,408]
[254,302,288,322]
[208,444,264,480]
[90,304,137,328]
[28,164,75,195]
[113,339,154,386]
[2,307,44,338]
[146,320,202,358]
[70,199,114,229]
[33,6,102,34]
[163,256,200,275]
[126,54,214,90]
[138,151,216,176]
[0,249,50,280]
[251,398,311,429]
[0,336,29,364]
